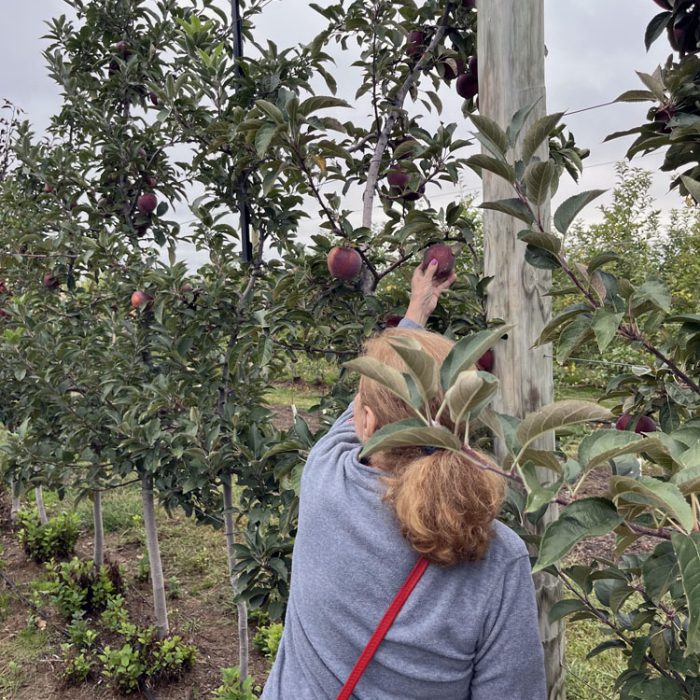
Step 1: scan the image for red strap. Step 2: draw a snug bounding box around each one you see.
[337,556,429,700]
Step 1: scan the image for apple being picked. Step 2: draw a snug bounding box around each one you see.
[131,290,153,309]
[420,243,455,282]
[327,247,362,281]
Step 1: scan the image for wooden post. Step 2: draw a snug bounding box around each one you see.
[478,1,565,698]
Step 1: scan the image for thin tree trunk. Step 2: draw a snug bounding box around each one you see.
[35,485,48,525]
[93,489,104,566]
[223,474,249,679]
[141,475,169,639]
[10,478,21,525]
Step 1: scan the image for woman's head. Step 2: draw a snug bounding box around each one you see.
[355,327,505,566]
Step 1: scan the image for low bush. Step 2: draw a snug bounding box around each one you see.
[16,509,79,563]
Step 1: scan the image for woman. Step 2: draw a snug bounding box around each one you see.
[261,259,546,699]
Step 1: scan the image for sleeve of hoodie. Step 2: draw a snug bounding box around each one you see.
[470,554,547,700]
[319,315,425,443]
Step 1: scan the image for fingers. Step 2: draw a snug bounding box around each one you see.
[436,271,457,292]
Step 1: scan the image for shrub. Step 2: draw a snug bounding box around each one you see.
[16,509,80,563]
[46,557,126,620]
[212,667,261,700]
[253,622,284,662]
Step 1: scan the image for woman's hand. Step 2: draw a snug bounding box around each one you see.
[404,259,456,327]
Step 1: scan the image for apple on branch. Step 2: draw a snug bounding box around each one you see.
[327,247,362,281]
[131,290,154,309]
[137,193,158,215]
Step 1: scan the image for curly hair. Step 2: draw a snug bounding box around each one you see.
[357,328,505,566]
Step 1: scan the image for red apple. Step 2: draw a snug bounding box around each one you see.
[113,40,131,58]
[143,174,158,188]
[137,193,158,215]
[456,72,478,99]
[43,183,54,194]
[148,92,159,106]
[387,169,410,190]
[406,30,426,58]
[327,247,363,281]
[420,243,455,282]
[43,274,59,290]
[384,315,403,328]
[476,349,494,372]
[130,290,153,309]
[0,280,8,295]
[615,414,657,433]
[0,308,9,319]
[441,57,466,81]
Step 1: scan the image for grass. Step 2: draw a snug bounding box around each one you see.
[565,618,626,699]
[0,626,50,699]
[265,385,322,411]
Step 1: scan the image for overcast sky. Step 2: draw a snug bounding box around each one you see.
[0,0,678,268]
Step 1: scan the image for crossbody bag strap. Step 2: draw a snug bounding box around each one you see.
[336,556,430,700]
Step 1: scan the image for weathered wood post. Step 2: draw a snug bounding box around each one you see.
[478,1,565,697]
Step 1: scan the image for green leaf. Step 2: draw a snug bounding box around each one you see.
[359,420,461,459]
[534,497,623,572]
[672,465,700,496]
[537,304,591,345]
[614,89,658,103]
[521,448,562,473]
[298,95,350,116]
[255,124,279,157]
[517,400,612,448]
[517,230,561,254]
[611,476,694,532]
[591,309,623,352]
[671,532,700,655]
[587,252,620,273]
[506,99,542,147]
[553,189,606,234]
[635,70,666,102]
[524,160,556,205]
[681,175,700,204]
[549,598,591,623]
[520,462,562,512]
[386,335,439,404]
[342,357,415,410]
[642,541,678,601]
[440,325,512,391]
[645,11,672,50]
[444,371,498,426]
[555,316,594,363]
[255,99,285,124]
[465,154,515,183]
[578,430,660,471]
[525,245,561,270]
[470,114,509,159]
[480,198,534,224]
[631,279,672,314]
[521,112,564,164]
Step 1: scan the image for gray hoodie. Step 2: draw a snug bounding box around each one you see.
[261,321,547,700]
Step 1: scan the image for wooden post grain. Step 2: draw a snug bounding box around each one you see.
[478,1,565,697]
